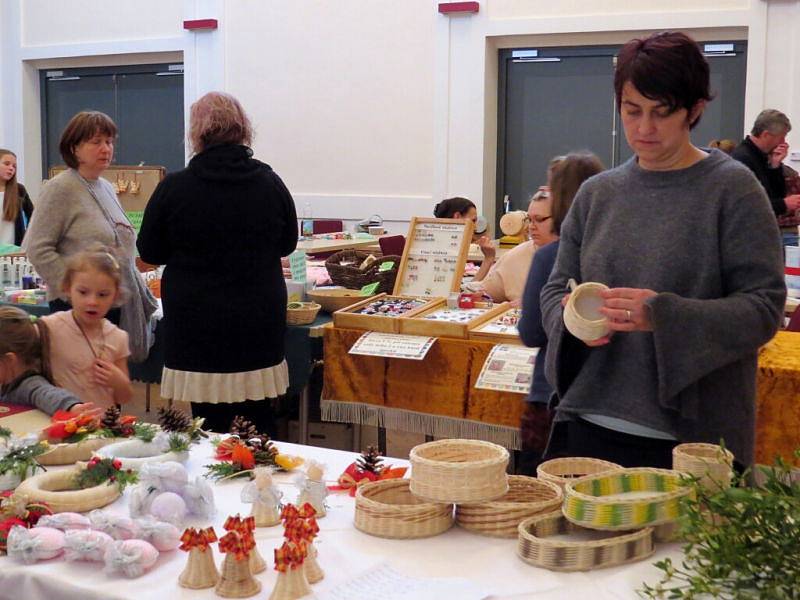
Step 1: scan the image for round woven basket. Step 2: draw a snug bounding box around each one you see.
[286,302,321,325]
[537,457,622,490]
[563,467,693,531]
[672,443,734,491]
[354,478,453,539]
[409,439,509,504]
[38,437,118,466]
[455,475,562,537]
[306,288,367,313]
[563,282,610,341]
[517,511,655,572]
[15,468,120,513]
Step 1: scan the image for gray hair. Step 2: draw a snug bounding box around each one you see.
[751,109,791,137]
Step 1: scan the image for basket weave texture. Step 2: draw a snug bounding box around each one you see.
[455,475,563,538]
[325,250,401,294]
[517,511,655,572]
[354,478,453,539]
[563,468,693,531]
[409,439,509,504]
[286,302,321,325]
[672,443,734,491]
[536,457,622,490]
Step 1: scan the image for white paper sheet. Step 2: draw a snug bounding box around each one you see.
[475,344,538,394]
[349,331,437,360]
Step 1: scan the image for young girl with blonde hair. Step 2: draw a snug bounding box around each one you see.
[41,245,132,408]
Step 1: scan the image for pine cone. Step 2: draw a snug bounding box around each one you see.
[157,407,192,432]
[357,445,384,474]
[101,406,121,430]
[229,416,259,440]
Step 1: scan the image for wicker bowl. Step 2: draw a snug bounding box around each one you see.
[563,467,694,531]
[672,443,734,491]
[537,457,622,490]
[563,282,610,341]
[517,511,655,572]
[286,302,321,325]
[455,475,562,537]
[306,288,368,313]
[409,439,509,504]
[355,478,453,539]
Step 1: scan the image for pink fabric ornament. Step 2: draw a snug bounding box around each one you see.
[35,512,92,531]
[149,492,187,525]
[104,539,159,578]
[7,525,65,564]
[63,529,114,562]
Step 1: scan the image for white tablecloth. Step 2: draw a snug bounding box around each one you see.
[0,440,682,599]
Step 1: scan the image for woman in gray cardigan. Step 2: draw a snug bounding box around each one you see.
[540,32,785,468]
[23,111,157,362]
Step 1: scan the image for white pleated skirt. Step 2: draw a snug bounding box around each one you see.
[160,360,289,404]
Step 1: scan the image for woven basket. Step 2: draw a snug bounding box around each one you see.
[455,475,562,537]
[325,250,401,294]
[563,282,610,341]
[672,443,734,491]
[286,302,321,325]
[15,468,120,513]
[563,468,694,531]
[517,511,655,572]
[38,437,118,466]
[409,439,509,504]
[537,457,622,490]
[354,478,453,539]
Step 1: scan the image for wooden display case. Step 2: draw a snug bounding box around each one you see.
[332,294,443,333]
[49,165,165,214]
[468,306,523,345]
[399,302,509,339]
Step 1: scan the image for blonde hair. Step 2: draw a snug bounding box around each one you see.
[189,91,253,154]
[0,149,20,222]
[61,244,127,305]
[0,307,55,383]
[708,139,736,154]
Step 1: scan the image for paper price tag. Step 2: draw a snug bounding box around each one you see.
[360,282,380,296]
[349,332,436,360]
[378,261,395,272]
[288,250,307,283]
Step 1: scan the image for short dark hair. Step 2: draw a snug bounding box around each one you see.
[434,197,476,219]
[59,111,118,169]
[549,152,605,236]
[614,31,712,130]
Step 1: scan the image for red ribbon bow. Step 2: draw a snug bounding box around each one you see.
[218,530,255,561]
[328,462,408,496]
[273,541,306,572]
[179,527,217,552]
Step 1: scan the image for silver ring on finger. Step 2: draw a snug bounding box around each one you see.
[625,309,632,322]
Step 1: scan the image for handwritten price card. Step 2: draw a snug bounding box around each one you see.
[349,331,437,360]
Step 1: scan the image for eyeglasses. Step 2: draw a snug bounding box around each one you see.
[524,215,552,225]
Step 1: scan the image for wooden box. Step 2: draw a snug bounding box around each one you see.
[399,302,509,339]
[332,294,443,333]
[469,306,523,345]
[49,165,166,214]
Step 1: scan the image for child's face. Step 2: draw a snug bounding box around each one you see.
[66,268,119,328]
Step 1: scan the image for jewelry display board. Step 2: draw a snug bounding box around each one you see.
[468,306,522,345]
[393,217,474,297]
[332,294,443,333]
[399,302,510,339]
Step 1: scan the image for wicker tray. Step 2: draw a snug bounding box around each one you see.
[672,443,734,491]
[409,439,509,504]
[563,468,693,531]
[536,457,622,490]
[354,478,453,539]
[37,437,118,466]
[15,468,120,513]
[517,511,655,572]
[455,475,562,537]
[325,250,401,294]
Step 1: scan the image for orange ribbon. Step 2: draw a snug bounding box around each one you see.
[273,541,306,572]
[218,530,255,561]
[328,463,408,496]
[179,527,217,552]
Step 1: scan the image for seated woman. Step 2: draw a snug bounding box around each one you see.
[434,197,495,281]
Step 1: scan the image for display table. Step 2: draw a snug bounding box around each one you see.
[0,402,50,435]
[0,439,681,600]
[296,235,379,254]
[321,326,525,449]
[756,331,800,465]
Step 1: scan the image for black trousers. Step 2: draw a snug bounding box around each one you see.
[190,399,276,437]
[565,417,677,469]
[49,298,122,327]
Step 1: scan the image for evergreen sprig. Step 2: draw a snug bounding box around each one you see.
[74,457,138,492]
[0,440,47,480]
[203,462,252,481]
[133,423,158,443]
[0,426,12,439]
[167,433,190,453]
[640,450,800,599]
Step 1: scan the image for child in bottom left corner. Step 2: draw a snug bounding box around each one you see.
[0,305,95,415]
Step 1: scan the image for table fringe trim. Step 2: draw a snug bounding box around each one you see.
[321,400,521,449]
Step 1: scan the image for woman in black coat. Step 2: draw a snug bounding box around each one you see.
[0,149,34,246]
[137,92,298,433]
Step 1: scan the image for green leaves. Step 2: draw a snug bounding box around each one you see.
[133,423,158,443]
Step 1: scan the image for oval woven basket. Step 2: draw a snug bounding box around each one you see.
[409,439,509,504]
[455,475,562,538]
[354,478,453,539]
[38,437,118,466]
[517,511,655,572]
[672,443,734,491]
[325,251,402,294]
[537,457,622,490]
[564,467,694,531]
[94,439,189,471]
[286,302,321,325]
[15,468,120,513]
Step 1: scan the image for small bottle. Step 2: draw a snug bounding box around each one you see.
[301,201,313,239]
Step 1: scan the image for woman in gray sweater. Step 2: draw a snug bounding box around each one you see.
[540,32,785,468]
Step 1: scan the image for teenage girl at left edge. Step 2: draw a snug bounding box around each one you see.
[42,245,132,408]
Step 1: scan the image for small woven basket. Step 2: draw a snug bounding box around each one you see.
[672,443,734,492]
[563,467,694,531]
[455,475,563,537]
[325,250,401,293]
[354,478,453,539]
[537,457,622,490]
[286,302,321,325]
[409,439,509,504]
[517,511,655,572]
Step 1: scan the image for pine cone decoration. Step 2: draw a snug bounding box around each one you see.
[357,446,384,475]
[229,416,259,441]
[158,407,192,432]
[101,406,121,430]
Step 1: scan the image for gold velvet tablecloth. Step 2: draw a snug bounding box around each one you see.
[322,327,800,463]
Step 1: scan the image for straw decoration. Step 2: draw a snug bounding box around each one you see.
[179,527,217,552]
